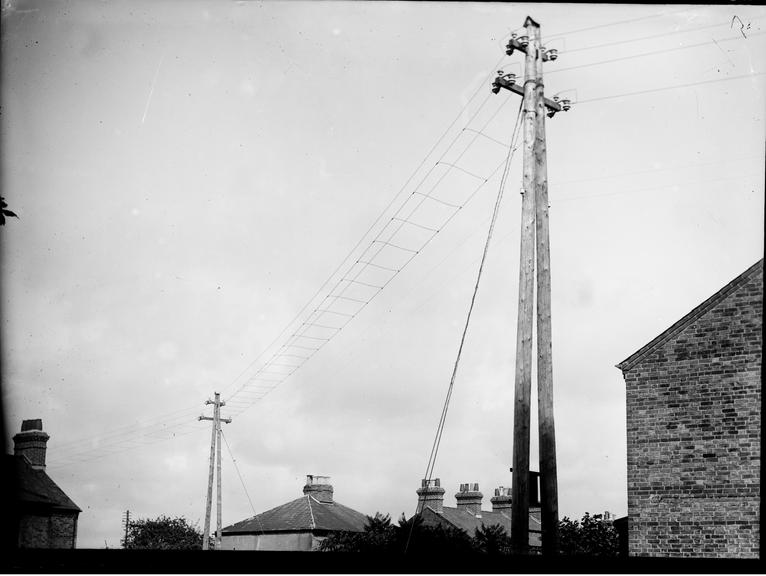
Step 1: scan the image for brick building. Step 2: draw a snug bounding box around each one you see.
[617,259,762,558]
[414,477,542,549]
[221,475,367,551]
[7,419,81,548]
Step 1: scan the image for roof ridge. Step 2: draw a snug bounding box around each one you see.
[616,258,763,372]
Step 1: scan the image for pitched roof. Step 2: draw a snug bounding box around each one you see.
[222,495,367,534]
[616,259,764,372]
[7,455,81,512]
[421,506,542,547]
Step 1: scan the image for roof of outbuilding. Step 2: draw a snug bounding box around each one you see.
[421,506,542,547]
[616,258,763,372]
[222,495,368,534]
[7,455,81,512]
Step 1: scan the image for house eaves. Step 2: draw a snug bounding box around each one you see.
[615,259,763,373]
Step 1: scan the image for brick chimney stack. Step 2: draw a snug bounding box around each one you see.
[13,419,50,470]
[416,478,445,514]
[303,475,333,503]
[455,483,483,516]
[491,486,512,512]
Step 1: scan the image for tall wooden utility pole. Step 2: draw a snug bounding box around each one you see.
[492,15,569,556]
[199,392,231,550]
[533,23,560,555]
[509,14,539,556]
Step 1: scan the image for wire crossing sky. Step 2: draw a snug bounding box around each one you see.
[2,1,764,549]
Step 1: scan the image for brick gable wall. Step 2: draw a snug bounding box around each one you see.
[623,265,761,558]
[18,512,78,549]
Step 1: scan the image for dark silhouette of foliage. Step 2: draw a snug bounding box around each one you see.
[319,512,476,554]
[394,512,475,555]
[1,197,19,225]
[320,510,620,557]
[559,513,619,557]
[123,515,204,550]
[318,512,394,552]
[473,523,512,555]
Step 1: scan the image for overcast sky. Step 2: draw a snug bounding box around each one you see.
[2,1,764,549]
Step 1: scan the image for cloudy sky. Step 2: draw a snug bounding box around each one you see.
[2,1,764,549]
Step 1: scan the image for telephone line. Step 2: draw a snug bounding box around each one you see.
[217,54,506,401]
[229,123,521,412]
[576,71,765,104]
[226,96,515,408]
[559,16,764,55]
[543,7,695,42]
[548,31,765,76]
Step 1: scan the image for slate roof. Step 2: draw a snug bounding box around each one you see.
[7,455,81,512]
[421,506,542,547]
[222,495,367,534]
[616,258,764,372]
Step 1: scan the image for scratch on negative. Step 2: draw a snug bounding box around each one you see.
[712,38,735,68]
[141,53,165,125]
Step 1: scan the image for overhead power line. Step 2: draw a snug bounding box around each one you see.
[543,7,694,41]
[221,430,260,527]
[217,55,507,402]
[558,16,764,55]
[220,80,527,414]
[407,97,524,554]
[43,54,516,468]
[548,31,765,76]
[576,71,765,104]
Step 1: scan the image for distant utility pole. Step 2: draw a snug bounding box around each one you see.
[492,15,570,556]
[199,392,232,550]
[122,510,131,549]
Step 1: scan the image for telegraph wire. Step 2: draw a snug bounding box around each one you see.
[406,98,524,554]
[543,7,695,42]
[552,152,763,188]
[558,17,764,55]
[49,406,201,452]
[43,17,765,466]
[575,71,765,104]
[424,100,522,483]
[47,407,203,463]
[221,429,260,525]
[221,66,506,403]
[224,94,515,410]
[49,53,512,463]
[324,96,511,303]
[548,31,766,77]
[217,54,506,401]
[415,170,762,316]
[555,170,763,203]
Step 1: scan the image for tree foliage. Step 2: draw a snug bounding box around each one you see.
[559,513,620,557]
[319,510,619,557]
[319,512,486,555]
[474,523,512,555]
[123,515,204,550]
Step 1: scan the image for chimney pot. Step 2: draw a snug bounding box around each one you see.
[13,419,50,470]
[416,477,445,514]
[303,474,333,503]
[491,486,512,512]
[455,482,483,516]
